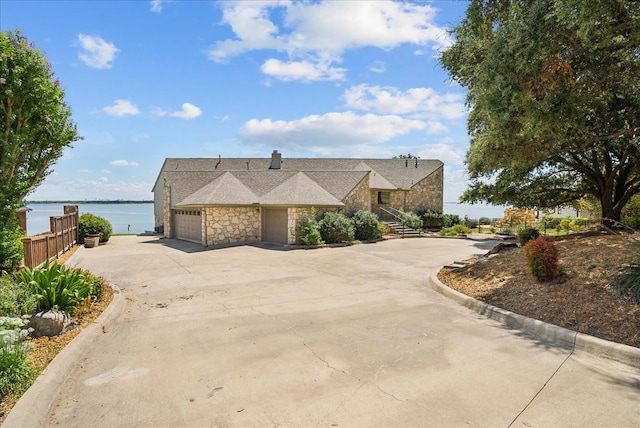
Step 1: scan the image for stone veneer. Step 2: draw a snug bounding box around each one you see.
[341,176,372,214]
[204,206,260,246]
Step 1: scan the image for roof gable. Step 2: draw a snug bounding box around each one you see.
[177,172,258,206]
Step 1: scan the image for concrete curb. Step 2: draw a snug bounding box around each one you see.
[3,284,125,428]
[429,274,640,369]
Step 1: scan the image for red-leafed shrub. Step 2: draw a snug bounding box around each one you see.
[523,237,559,281]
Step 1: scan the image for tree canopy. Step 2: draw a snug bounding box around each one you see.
[0,30,81,224]
[440,0,640,221]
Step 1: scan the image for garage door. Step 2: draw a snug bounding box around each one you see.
[173,209,202,243]
[262,208,288,244]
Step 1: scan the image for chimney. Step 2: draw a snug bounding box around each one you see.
[269,150,282,169]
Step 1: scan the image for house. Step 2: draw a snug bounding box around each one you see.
[152,151,443,246]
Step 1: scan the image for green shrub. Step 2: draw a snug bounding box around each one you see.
[0,274,36,317]
[614,263,640,303]
[465,218,479,229]
[518,227,540,246]
[398,210,422,231]
[351,210,380,241]
[420,209,444,229]
[0,221,24,275]
[453,224,472,234]
[12,262,102,315]
[318,212,354,244]
[438,227,458,237]
[78,213,112,243]
[539,215,560,231]
[443,214,462,228]
[523,237,559,281]
[479,217,492,225]
[0,316,36,400]
[295,214,324,246]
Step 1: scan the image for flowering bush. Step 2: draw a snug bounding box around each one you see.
[523,237,559,281]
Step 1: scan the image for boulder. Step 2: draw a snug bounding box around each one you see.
[28,310,76,338]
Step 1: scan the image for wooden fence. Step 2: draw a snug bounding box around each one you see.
[21,206,79,269]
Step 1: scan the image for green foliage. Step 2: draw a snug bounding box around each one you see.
[465,217,479,229]
[0,220,24,274]
[79,213,112,243]
[0,30,81,226]
[523,237,559,281]
[539,215,560,231]
[438,227,458,237]
[453,224,472,234]
[0,316,36,400]
[12,262,101,315]
[442,214,462,228]
[479,217,492,225]
[621,194,640,229]
[0,273,36,316]
[318,212,354,244]
[420,209,444,229]
[615,263,640,303]
[398,210,422,231]
[295,214,323,246]
[440,0,640,221]
[518,227,540,246]
[350,210,380,241]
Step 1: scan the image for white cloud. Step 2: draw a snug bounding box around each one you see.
[98,177,109,183]
[260,58,346,82]
[101,169,113,174]
[77,34,119,69]
[103,99,140,117]
[110,160,140,167]
[343,84,466,120]
[170,103,202,120]
[207,1,452,81]
[239,111,426,150]
[150,0,172,13]
[368,60,386,74]
[417,142,465,165]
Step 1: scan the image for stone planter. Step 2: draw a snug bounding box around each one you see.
[84,234,99,248]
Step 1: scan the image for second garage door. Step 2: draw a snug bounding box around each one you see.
[262,208,288,244]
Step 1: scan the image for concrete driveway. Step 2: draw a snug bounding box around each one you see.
[9,236,640,427]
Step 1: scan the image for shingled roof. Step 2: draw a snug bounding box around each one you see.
[155,154,442,208]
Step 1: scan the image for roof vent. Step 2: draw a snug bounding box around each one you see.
[269,150,282,170]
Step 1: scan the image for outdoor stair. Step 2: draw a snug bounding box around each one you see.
[382,221,422,238]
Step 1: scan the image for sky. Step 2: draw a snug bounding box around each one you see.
[1,0,504,218]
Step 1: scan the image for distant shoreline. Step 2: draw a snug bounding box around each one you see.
[25,200,153,204]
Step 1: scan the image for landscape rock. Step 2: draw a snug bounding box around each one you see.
[28,310,76,338]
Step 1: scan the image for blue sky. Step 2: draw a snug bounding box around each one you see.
[2,0,502,217]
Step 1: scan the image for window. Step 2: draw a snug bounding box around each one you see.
[377,191,390,204]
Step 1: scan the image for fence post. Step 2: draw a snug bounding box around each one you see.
[64,205,79,243]
[21,237,33,269]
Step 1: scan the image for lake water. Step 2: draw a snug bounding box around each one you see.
[24,203,154,236]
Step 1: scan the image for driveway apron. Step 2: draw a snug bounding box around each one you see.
[34,236,640,427]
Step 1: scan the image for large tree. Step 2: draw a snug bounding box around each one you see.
[0,30,81,225]
[440,0,640,222]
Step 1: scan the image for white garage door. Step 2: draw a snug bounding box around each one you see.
[173,209,202,243]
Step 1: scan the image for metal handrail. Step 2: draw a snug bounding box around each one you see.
[379,207,420,237]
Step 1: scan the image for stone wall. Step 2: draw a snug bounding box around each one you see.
[404,166,443,213]
[370,165,444,220]
[204,207,260,246]
[341,176,371,214]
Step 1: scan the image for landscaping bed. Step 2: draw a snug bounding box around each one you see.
[438,234,640,348]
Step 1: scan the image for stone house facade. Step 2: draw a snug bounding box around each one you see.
[152,151,444,246]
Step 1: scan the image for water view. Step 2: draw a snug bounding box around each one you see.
[24,203,154,236]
